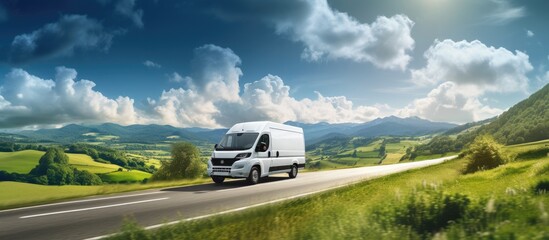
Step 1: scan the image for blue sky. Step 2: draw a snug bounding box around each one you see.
[0,0,548,128]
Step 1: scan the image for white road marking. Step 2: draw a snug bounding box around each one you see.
[19,198,169,219]
[0,191,167,213]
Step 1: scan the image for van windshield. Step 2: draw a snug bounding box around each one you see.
[216,133,259,151]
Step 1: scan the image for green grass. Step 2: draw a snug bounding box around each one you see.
[0,150,44,174]
[66,153,123,173]
[110,154,549,239]
[0,150,125,174]
[0,178,213,210]
[99,170,152,183]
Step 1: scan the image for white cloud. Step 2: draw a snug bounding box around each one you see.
[209,0,415,70]
[484,0,526,25]
[411,39,532,94]
[143,60,161,68]
[115,0,144,28]
[402,39,533,123]
[526,30,534,37]
[398,82,503,123]
[0,67,139,128]
[146,44,383,128]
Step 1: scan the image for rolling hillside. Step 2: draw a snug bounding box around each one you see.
[475,83,549,145]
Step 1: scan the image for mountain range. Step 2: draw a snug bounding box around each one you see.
[6,116,457,146]
[286,116,457,143]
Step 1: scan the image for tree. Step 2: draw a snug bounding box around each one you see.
[152,142,204,181]
[30,147,69,175]
[463,135,506,174]
[46,164,74,185]
[352,149,357,158]
[75,170,103,185]
[29,147,102,186]
[378,144,386,157]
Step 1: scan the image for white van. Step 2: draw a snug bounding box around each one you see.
[207,121,306,184]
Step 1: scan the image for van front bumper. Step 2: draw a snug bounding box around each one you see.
[208,165,250,178]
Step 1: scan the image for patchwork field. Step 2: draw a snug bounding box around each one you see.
[0,150,150,182]
[307,137,426,170]
[0,150,44,174]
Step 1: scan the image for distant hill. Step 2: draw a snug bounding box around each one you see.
[475,84,549,145]
[419,83,549,154]
[10,116,457,146]
[18,123,218,144]
[443,117,495,136]
[287,116,457,144]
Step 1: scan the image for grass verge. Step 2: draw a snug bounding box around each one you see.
[109,156,549,240]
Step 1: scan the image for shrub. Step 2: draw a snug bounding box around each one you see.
[463,135,506,174]
[516,148,549,160]
[75,170,103,185]
[375,190,470,235]
[533,179,549,194]
[152,142,204,181]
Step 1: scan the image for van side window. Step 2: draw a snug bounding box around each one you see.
[256,134,270,152]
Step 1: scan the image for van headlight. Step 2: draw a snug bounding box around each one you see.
[235,152,251,159]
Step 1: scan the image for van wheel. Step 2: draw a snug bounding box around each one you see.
[212,176,225,184]
[288,164,298,178]
[247,166,260,185]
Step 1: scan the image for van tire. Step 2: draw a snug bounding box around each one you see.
[212,176,225,184]
[288,164,298,178]
[247,166,260,185]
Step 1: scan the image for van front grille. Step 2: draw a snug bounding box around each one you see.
[212,167,231,173]
[211,158,237,166]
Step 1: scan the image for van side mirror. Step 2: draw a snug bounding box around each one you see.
[214,144,218,149]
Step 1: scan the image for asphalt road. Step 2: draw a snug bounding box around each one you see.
[0,156,456,240]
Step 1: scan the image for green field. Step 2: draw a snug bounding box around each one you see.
[0,150,124,174]
[66,153,123,173]
[110,144,549,239]
[0,150,152,183]
[308,137,426,169]
[99,170,152,183]
[0,150,44,174]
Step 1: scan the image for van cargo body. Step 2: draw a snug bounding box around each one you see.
[207,121,306,184]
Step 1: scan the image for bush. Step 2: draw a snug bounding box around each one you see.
[75,170,103,185]
[516,148,549,160]
[375,190,470,235]
[152,142,204,181]
[533,179,549,194]
[463,135,506,174]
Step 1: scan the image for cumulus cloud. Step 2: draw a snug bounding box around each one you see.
[7,15,113,64]
[411,39,532,94]
[401,39,533,123]
[207,0,415,70]
[397,82,503,123]
[146,44,382,128]
[0,67,139,128]
[143,60,161,68]
[115,0,144,28]
[484,0,526,25]
[526,30,534,37]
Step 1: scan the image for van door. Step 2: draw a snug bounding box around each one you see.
[255,133,271,176]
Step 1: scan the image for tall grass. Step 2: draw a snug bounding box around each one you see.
[109,155,548,240]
